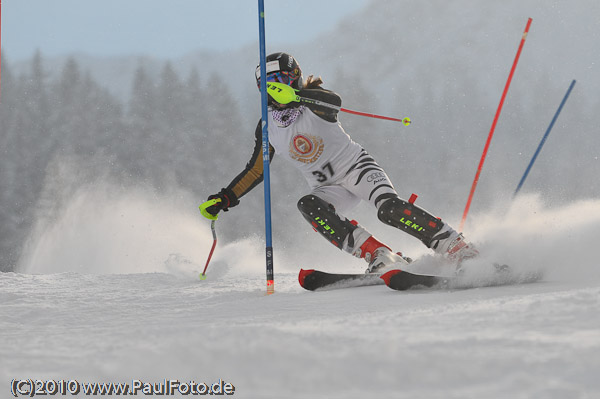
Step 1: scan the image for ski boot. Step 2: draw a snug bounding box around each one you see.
[354,236,410,274]
[431,230,479,272]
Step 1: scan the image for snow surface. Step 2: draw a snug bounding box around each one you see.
[2,188,600,398]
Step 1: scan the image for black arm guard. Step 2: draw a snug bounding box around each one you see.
[297,87,342,122]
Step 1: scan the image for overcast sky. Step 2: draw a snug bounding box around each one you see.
[3,0,369,60]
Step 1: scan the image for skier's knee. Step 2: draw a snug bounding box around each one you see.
[377,197,444,247]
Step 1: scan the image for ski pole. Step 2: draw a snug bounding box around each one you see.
[198,198,221,280]
[459,17,532,231]
[267,82,411,126]
[341,107,411,125]
[513,79,576,197]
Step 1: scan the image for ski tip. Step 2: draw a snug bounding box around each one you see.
[298,269,316,288]
[380,269,402,286]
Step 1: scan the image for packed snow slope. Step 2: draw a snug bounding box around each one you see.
[2,186,600,398]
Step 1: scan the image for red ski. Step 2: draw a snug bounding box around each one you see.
[380,269,440,291]
[298,268,440,291]
[298,269,384,291]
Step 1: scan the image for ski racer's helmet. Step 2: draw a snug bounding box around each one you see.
[255,52,303,91]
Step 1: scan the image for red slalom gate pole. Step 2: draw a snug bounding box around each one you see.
[459,18,532,231]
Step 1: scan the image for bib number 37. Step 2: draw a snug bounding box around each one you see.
[312,162,334,183]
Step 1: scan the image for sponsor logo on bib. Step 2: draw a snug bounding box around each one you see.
[290,134,324,164]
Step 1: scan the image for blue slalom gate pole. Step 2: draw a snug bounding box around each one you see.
[258,0,275,294]
[514,79,576,197]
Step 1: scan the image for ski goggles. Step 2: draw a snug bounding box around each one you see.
[255,70,296,88]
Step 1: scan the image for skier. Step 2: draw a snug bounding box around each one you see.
[205,52,478,273]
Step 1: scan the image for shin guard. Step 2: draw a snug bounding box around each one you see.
[377,197,445,248]
[297,195,359,250]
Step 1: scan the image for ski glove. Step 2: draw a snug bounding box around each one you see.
[206,187,240,216]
